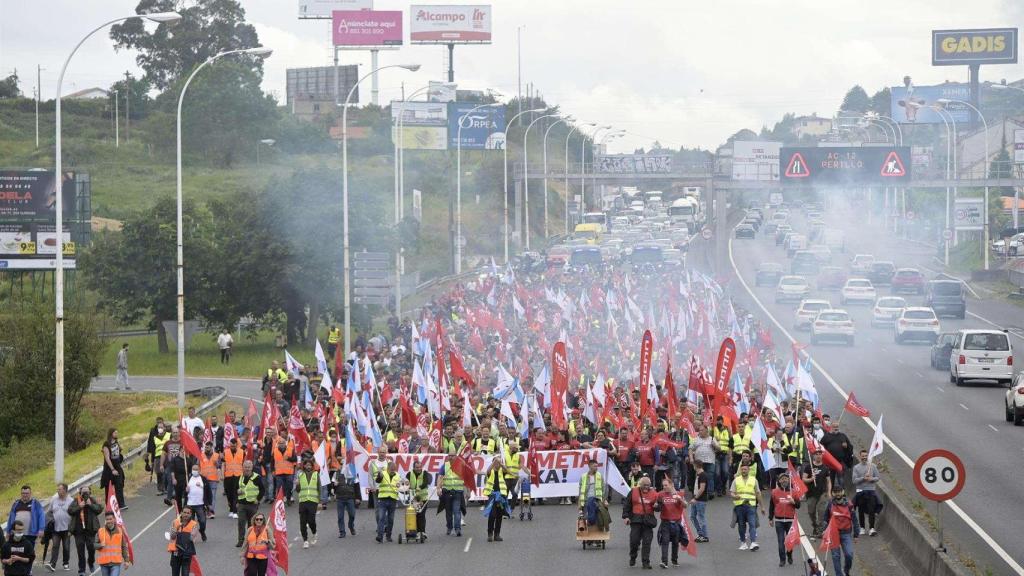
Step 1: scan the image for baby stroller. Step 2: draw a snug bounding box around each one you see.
[517,477,533,521]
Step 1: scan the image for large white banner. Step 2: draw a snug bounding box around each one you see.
[732,141,781,181]
[354,448,624,500]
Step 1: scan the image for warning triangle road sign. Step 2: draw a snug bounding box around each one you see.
[784,152,810,178]
[880,150,907,177]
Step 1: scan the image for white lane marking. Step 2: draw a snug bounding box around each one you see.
[966,311,1024,342]
[989,425,999,433]
[959,403,969,411]
[915,372,924,378]
[880,346,888,353]
[937,386,945,392]
[896,358,904,365]
[464,537,473,552]
[729,235,1024,576]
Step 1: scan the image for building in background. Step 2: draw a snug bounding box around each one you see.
[65,87,109,100]
[791,114,832,139]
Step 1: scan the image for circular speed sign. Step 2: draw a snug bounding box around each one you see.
[701,227,713,240]
[913,449,966,502]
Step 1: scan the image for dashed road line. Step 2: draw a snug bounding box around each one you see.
[959,403,969,411]
[464,537,473,552]
[988,425,999,433]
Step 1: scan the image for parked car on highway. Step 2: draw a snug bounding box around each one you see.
[807,245,832,264]
[756,262,784,286]
[926,279,967,319]
[735,224,756,239]
[871,296,907,328]
[810,309,855,346]
[791,250,819,275]
[950,329,1013,387]
[891,268,925,295]
[1006,374,1024,425]
[785,234,807,257]
[850,254,875,276]
[816,266,847,291]
[764,221,779,235]
[867,261,896,285]
[894,307,940,344]
[794,299,832,330]
[841,278,876,305]
[775,225,792,245]
[930,332,957,370]
[776,275,810,303]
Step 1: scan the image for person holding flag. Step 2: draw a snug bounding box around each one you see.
[437,454,466,537]
[801,451,831,539]
[166,507,198,576]
[239,512,274,576]
[768,472,800,567]
[96,511,130,576]
[822,483,859,576]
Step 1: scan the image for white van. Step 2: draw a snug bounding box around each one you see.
[950,329,1014,387]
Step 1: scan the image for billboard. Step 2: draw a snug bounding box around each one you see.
[780,147,912,185]
[391,101,448,150]
[448,102,506,150]
[1015,129,1024,164]
[410,5,492,44]
[932,28,1018,66]
[332,10,402,47]
[953,197,984,231]
[299,0,372,18]
[595,154,672,174]
[428,81,457,103]
[890,83,970,124]
[0,170,79,269]
[286,65,359,104]
[732,141,780,181]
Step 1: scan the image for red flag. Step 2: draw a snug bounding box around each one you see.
[451,443,477,493]
[687,356,704,394]
[260,393,278,442]
[681,507,698,557]
[288,405,311,454]
[638,330,654,423]
[270,489,289,574]
[843,393,870,418]
[712,338,736,413]
[222,414,237,445]
[449,350,477,388]
[805,432,843,472]
[526,442,541,485]
[179,420,202,460]
[784,520,801,552]
[664,362,678,421]
[105,482,134,564]
[818,520,840,552]
[334,341,344,381]
[652,433,684,451]
[189,556,204,576]
[550,342,569,430]
[201,417,213,447]
[788,462,808,501]
[245,399,258,429]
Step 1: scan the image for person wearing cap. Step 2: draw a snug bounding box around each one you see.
[768,472,800,567]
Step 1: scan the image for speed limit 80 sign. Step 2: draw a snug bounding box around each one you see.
[913,449,966,502]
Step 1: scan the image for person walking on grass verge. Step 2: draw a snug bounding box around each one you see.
[96,512,130,576]
[43,483,73,572]
[217,329,234,365]
[115,343,130,390]
[68,486,103,576]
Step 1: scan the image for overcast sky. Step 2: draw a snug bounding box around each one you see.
[2,0,1023,152]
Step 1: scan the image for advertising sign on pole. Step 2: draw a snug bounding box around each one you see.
[391,101,448,150]
[1015,129,1024,164]
[299,0,372,19]
[953,197,984,231]
[332,10,402,47]
[412,189,423,221]
[932,28,1018,66]
[779,147,912,185]
[890,83,971,124]
[0,170,80,269]
[595,154,672,174]
[448,102,506,149]
[731,141,780,181]
[410,5,492,44]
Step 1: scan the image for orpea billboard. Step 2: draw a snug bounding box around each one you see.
[410,5,491,43]
[448,102,506,149]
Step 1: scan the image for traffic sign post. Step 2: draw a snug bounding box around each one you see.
[701,227,713,240]
[913,449,966,552]
[942,229,953,241]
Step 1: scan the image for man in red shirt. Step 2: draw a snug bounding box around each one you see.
[631,430,658,481]
[656,478,688,568]
[768,472,801,567]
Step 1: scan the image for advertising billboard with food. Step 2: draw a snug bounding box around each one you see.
[0,170,80,269]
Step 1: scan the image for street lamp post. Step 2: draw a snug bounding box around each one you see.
[581,125,612,213]
[932,106,954,267]
[393,86,430,318]
[54,10,181,482]
[594,130,624,206]
[940,98,990,270]
[564,122,594,234]
[523,113,561,250]
[343,64,420,359]
[503,107,546,261]
[542,115,573,239]
[456,102,502,273]
[176,47,272,408]
[989,82,1024,228]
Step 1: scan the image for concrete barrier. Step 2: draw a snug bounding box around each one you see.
[876,485,973,576]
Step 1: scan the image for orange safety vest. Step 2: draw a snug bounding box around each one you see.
[200,453,221,481]
[96,526,124,566]
[245,526,272,560]
[223,448,244,478]
[166,518,197,553]
[327,440,341,471]
[273,442,295,476]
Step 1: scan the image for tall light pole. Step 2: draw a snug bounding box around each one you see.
[256,138,275,164]
[54,10,181,482]
[343,64,420,359]
[393,86,430,317]
[989,82,1024,229]
[456,102,502,272]
[594,130,624,208]
[940,98,990,270]
[112,89,119,148]
[542,115,573,239]
[581,125,612,213]
[564,122,594,234]
[176,46,272,408]
[503,107,546,261]
[922,104,954,266]
[523,113,560,250]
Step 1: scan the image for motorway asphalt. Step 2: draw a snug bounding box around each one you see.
[727,200,1024,576]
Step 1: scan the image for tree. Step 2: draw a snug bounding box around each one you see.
[79,196,217,353]
[110,0,261,90]
[840,85,871,113]
[870,88,891,118]
[108,72,152,120]
[0,72,21,98]
[0,301,107,449]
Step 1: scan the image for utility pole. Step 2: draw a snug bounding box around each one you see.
[35,65,41,148]
[113,90,119,148]
[124,71,131,143]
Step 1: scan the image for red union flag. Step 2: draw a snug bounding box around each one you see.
[818,520,840,552]
[550,342,569,430]
[105,483,134,563]
[788,462,808,501]
[784,520,801,552]
[843,392,870,418]
[271,489,289,574]
[713,338,736,397]
[638,330,654,423]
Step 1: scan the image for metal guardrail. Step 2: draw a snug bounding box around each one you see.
[1,386,228,530]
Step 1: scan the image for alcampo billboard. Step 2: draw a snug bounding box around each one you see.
[410,5,491,44]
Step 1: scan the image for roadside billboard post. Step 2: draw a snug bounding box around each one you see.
[410,5,492,82]
[931,28,1018,126]
[331,10,403,105]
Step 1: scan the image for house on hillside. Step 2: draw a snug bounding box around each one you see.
[791,114,832,139]
[65,87,109,100]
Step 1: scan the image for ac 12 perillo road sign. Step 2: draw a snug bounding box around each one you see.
[780,147,912,185]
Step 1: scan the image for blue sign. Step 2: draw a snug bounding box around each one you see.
[448,102,506,150]
[890,83,971,124]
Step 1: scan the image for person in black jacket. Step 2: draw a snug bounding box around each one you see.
[819,418,854,495]
[622,476,659,569]
[1,520,35,576]
[235,461,266,548]
[67,486,103,576]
